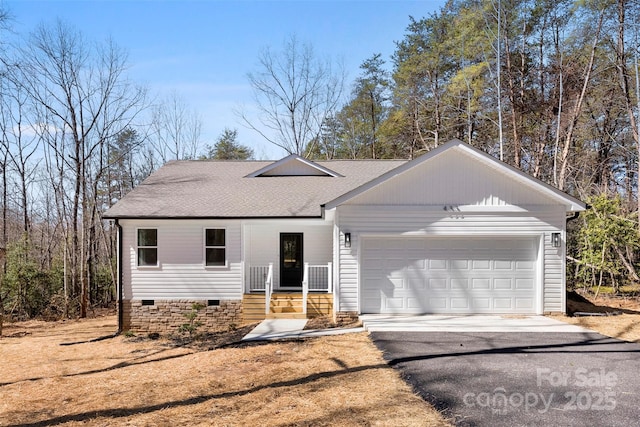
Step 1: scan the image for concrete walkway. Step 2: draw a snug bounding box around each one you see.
[241,315,591,341]
[360,314,594,333]
[241,318,365,341]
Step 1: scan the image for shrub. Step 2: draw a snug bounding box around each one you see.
[178,303,205,339]
[574,194,640,293]
[2,242,63,319]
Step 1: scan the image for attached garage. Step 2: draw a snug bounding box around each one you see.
[360,236,540,314]
[326,140,587,317]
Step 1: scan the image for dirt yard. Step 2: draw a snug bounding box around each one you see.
[0,317,450,427]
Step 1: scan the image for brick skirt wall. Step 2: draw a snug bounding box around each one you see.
[334,311,359,324]
[122,299,243,334]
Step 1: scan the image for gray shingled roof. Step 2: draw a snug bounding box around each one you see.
[103,159,407,218]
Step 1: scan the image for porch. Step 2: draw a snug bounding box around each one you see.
[243,263,333,322]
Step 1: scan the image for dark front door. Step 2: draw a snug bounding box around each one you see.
[280,233,303,287]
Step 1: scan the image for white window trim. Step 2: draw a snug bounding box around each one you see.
[136,227,159,269]
[204,227,227,268]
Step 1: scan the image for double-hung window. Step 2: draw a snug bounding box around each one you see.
[205,228,226,267]
[137,228,158,267]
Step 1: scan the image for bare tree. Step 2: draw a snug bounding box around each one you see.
[241,35,345,156]
[0,76,40,242]
[0,90,7,337]
[149,91,202,162]
[17,20,146,317]
[556,7,605,191]
[0,5,13,335]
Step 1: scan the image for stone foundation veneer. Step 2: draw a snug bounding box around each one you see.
[334,311,359,324]
[122,299,243,334]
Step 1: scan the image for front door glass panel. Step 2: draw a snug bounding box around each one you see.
[280,233,303,287]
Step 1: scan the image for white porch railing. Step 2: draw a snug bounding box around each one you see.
[247,262,332,293]
[307,262,332,292]
[265,263,273,315]
[247,264,273,315]
[247,262,331,317]
[302,263,332,315]
[248,264,271,292]
[302,263,309,315]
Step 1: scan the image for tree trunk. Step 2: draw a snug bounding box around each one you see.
[79,142,88,318]
[611,238,640,282]
[0,149,7,336]
[557,9,604,190]
[503,27,521,167]
[615,0,640,230]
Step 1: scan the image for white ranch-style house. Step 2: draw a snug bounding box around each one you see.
[104,139,586,333]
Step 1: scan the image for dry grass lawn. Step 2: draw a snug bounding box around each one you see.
[0,317,450,427]
[550,292,640,343]
[4,293,636,426]
[556,313,640,342]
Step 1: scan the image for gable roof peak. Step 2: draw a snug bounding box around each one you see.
[246,154,343,177]
[324,138,586,212]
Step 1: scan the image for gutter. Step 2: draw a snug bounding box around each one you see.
[566,202,590,223]
[115,219,124,334]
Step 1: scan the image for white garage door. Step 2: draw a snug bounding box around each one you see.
[361,237,538,314]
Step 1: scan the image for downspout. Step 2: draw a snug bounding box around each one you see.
[566,211,581,223]
[115,219,124,334]
[563,208,585,312]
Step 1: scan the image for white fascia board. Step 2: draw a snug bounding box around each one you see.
[456,143,586,212]
[245,154,298,177]
[295,157,343,177]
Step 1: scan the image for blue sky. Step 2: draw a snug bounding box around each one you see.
[5,0,445,159]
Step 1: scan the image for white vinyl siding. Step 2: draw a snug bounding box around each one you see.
[121,219,242,300]
[335,205,566,314]
[346,149,558,207]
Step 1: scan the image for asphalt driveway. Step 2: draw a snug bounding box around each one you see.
[371,330,640,426]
